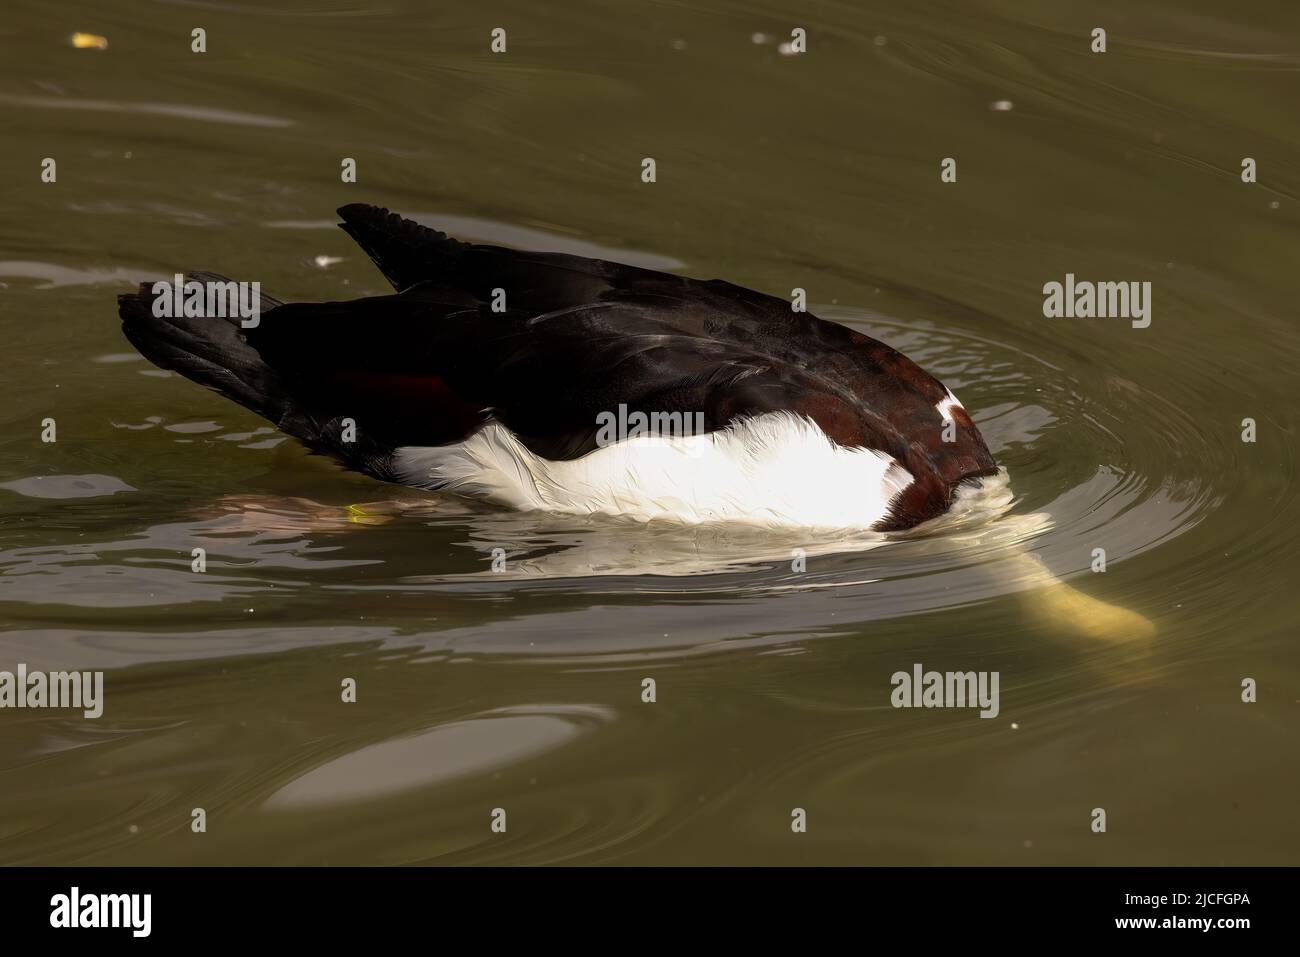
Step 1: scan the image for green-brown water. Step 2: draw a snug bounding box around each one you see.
[1,0,1298,865]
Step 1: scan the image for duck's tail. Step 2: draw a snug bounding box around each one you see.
[118,272,290,422]
[117,273,396,477]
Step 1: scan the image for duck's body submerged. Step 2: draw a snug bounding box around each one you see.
[119,205,997,530]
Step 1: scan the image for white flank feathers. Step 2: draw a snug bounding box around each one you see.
[393,411,915,529]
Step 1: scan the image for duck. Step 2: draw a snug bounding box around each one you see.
[119,204,999,531]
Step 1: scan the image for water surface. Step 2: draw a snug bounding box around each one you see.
[1,0,1298,864]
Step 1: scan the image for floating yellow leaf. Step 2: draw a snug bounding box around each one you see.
[70,32,108,50]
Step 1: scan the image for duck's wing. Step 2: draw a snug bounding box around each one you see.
[245,280,889,459]
[329,205,993,472]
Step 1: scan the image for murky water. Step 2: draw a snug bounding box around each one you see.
[2,0,1298,865]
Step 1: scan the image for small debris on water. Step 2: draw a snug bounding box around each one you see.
[70,32,108,50]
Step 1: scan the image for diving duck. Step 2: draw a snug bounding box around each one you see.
[119,204,997,530]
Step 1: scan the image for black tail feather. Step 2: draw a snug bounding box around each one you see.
[117,273,398,479]
[336,203,467,292]
[117,273,289,422]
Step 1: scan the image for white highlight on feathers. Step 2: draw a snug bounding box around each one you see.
[393,412,914,529]
[936,389,964,422]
